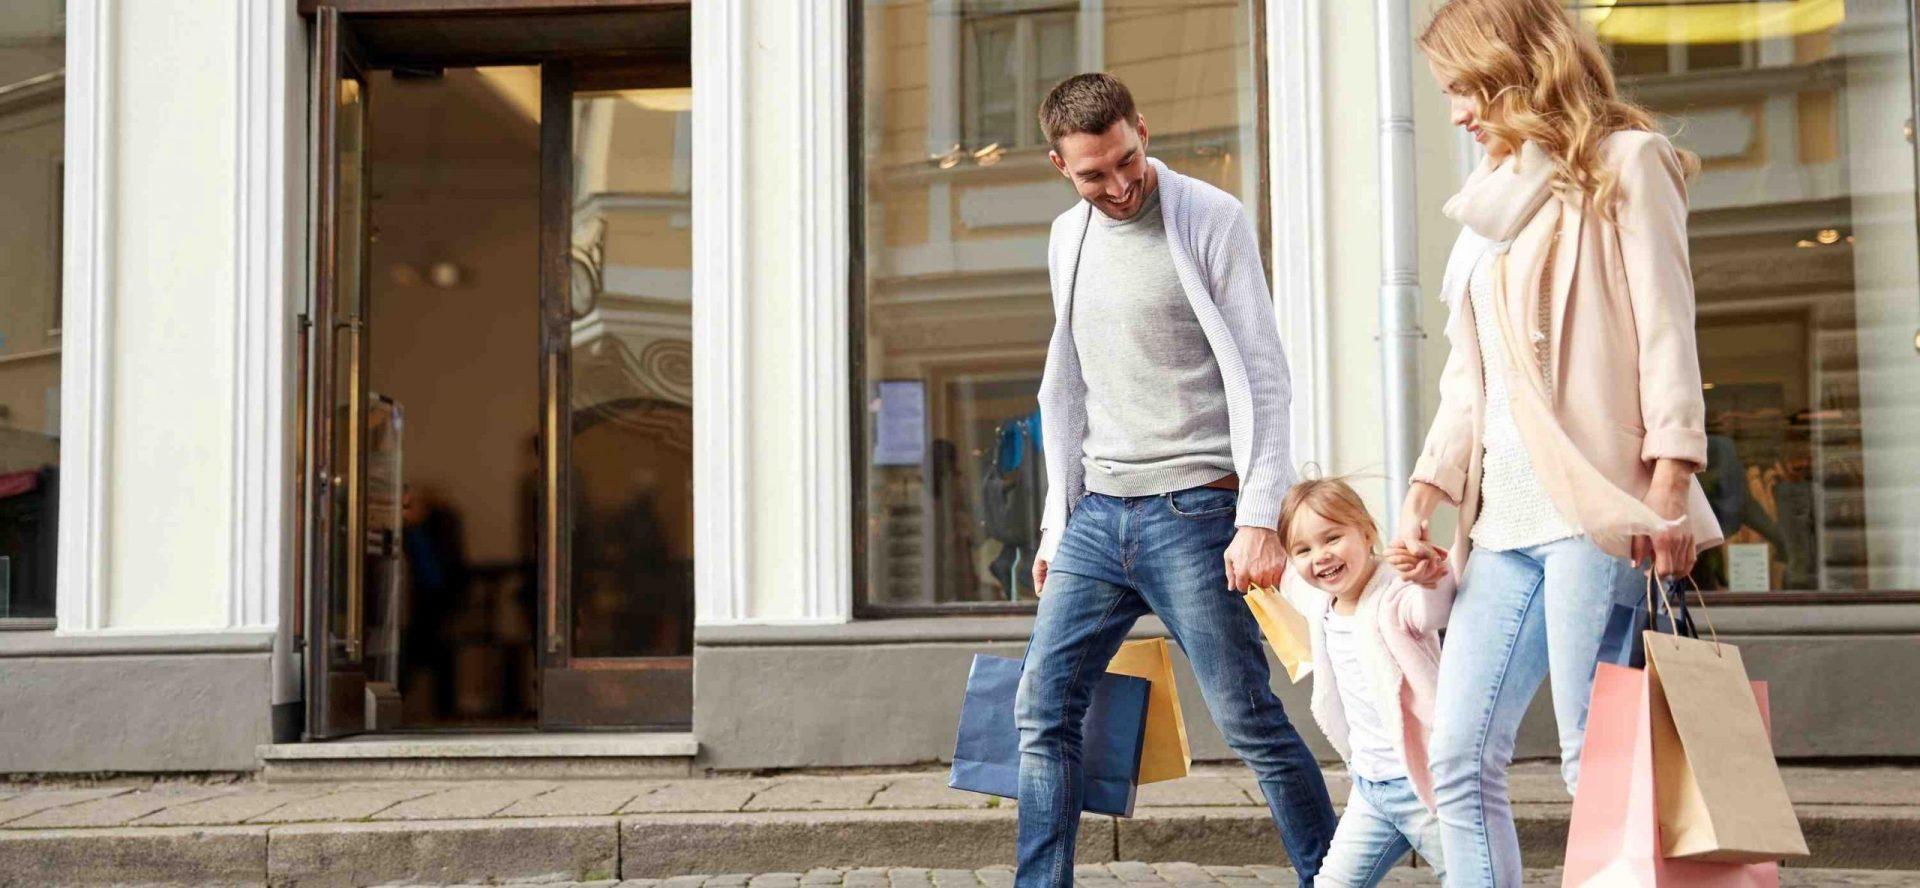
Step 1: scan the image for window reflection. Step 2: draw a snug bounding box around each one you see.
[1592,1,1920,593]
[0,3,65,621]
[567,88,695,654]
[858,0,1264,609]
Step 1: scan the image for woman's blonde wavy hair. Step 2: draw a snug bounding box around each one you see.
[1418,0,1699,219]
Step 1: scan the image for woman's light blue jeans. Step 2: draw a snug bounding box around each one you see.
[1318,773,1446,887]
[1428,535,1640,887]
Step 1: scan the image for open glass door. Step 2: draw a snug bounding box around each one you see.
[303,6,374,740]
[536,60,695,729]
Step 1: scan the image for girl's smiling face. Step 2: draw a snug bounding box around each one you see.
[1286,507,1377,602]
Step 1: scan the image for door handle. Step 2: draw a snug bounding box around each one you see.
[545,351,563,654]
[343,316,366,662]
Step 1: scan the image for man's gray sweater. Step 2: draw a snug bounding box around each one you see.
[1036,159,1295,561]
[1071,186,1235,498]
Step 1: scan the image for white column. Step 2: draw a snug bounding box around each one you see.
[794,2,853,623]
[56,0,112,633]
[691,0,752,625]
[1267,0,1330,471]
[229,0,295,631]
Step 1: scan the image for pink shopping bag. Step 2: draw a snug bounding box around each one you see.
[1562,663,1781,887]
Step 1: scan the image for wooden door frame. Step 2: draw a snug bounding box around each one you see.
[537,59,575,678]
[304,6,375,740]
[534,61,696,729]
[300,1,696,737]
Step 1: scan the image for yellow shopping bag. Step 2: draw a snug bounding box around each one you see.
[1107,638,1191,784]
[1245,585,1313,683]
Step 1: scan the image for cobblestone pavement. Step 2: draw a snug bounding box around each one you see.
[515,864,1917,888]
[4,762,1915,827]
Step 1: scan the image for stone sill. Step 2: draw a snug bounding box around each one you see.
[696,602,1920,647]
[0,630,275,658]
[259,732,699,761]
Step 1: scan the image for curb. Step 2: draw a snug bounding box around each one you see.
[1,806,1912,885]
[0,825,267,887]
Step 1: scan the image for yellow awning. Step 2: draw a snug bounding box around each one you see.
[1574,0,1844,45]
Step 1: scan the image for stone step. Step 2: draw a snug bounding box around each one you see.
[4,804,1915,886]
[255,732,698,782]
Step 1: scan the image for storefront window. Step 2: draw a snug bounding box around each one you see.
[855,0,1265,611]
[0,2,65,623]
[1589,1,1920,595]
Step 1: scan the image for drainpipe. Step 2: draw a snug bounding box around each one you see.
[1377,0,1423,529]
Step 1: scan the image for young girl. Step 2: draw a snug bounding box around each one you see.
[1276,478,1454,888]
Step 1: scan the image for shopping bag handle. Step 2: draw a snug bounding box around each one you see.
[1643,571,1721,656]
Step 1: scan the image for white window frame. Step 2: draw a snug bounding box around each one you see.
[960,7,1078,150]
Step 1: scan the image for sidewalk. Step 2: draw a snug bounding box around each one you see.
[2,763,1915,886]
[559,866,1920,888]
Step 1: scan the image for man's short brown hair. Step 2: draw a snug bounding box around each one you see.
[1038,73,1138,150]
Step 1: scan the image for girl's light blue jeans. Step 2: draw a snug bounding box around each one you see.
[1428,535,1640,887]
[1318,773,1446,887]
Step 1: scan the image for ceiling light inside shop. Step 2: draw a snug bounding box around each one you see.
[1796,228,1852,249]
[1572,0,1842,45]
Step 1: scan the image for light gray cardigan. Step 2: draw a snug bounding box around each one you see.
[1036,159,1295,561]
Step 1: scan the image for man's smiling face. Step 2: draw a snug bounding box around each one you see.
[1049,115,1155,221]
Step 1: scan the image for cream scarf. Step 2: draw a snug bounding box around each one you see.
[1439,142,1677,560]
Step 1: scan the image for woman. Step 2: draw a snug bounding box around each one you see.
[1390,1,1725,884]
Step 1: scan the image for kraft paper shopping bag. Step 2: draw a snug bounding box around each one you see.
[1106,637,1192,785]
[1245,585,1312,683]
[1562,663,1779,887]
[948,653,1152,816]
[1645,631,1809,862]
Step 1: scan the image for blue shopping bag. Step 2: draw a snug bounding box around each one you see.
[1597,600,1650,669]
[948,653,1151,817]
[1597,577,1698,669]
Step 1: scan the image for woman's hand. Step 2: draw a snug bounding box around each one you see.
[1632,459,1696,578]
[1391,483,1446,567]
[1386,540,1450,587]
[1386,482,1450,584]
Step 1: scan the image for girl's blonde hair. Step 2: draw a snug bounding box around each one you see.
[1280,478,1380,551]
[1417,0,1699,219]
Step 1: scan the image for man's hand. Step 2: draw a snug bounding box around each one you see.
[1032,558,1050,597]
[1225,526,1286,592]
[1632,459,1696,578]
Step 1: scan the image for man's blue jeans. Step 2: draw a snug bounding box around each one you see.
[1014,489,1336,887]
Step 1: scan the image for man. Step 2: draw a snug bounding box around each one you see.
[1016,74,1335,886]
